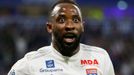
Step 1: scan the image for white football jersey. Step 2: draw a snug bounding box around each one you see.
[8,43,115,75]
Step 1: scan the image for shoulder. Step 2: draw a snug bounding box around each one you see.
[10,46,51,69]
[80,43,109,55]
[8,46,52,74]
[25,45,51,60]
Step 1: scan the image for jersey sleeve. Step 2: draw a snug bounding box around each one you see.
[8,56,30,75]
[103,51,115,75]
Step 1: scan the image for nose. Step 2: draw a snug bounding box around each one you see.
[65,20,75,31]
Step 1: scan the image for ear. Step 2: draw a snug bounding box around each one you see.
[46,22,53,33]
[82,21,85,32]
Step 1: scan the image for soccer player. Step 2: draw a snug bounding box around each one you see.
[8,0,115,75]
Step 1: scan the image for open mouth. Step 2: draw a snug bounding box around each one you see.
[63,33,76,43]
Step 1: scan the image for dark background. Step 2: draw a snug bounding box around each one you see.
[0,0,134,75]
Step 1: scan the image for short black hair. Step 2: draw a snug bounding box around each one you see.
[51,0,78,10]
[48,0,80,21]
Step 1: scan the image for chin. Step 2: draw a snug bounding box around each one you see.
[63,41,79,50]
[60,41,79,56]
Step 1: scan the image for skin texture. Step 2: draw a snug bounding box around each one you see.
[47,3,84,57]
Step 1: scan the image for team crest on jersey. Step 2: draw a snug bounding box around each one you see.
[86,68,97,75]
[46,60,55,68]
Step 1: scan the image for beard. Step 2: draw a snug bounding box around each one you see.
[53,30,81,57]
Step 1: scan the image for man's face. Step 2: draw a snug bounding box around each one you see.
[47,3,84,56]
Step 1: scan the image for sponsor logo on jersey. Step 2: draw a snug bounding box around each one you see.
[46,60,55,68]
[9,69,15,75]
[86,68,97,75]
[40,60,63,73]
[81,59,98,65]
[40,68,63,72]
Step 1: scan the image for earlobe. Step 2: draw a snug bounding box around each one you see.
[46,22,53,33]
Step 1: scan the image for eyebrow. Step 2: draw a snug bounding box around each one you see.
[56,14,81,20]
[57,14,80,18]
[72,15,80,18]
[72,15,81,20]
[56,14,66,22]
[56,14,66,19]
[58,14,66,17]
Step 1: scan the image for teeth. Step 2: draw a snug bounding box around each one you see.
[63,33,76,43]
[64,38,75,43]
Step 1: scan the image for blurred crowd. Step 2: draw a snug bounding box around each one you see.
[0,0,134,75]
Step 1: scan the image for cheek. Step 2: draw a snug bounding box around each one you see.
[76,24,84,33]
[53,23,65,30]
[53,24,65,35]
[53,28,61,39]
[81,25,84,32]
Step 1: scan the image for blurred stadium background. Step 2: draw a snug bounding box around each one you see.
[0,0,134,75]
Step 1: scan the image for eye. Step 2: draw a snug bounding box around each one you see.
[56,15,66,24]
[58,18,65,23]
[73,16,80,23]
[73,18,80,23]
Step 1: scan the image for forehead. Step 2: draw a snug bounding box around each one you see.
[51,3,81,17]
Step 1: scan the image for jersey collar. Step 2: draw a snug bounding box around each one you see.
[50,43,82,62]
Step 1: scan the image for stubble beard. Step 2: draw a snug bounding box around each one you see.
[53,30,81,57]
